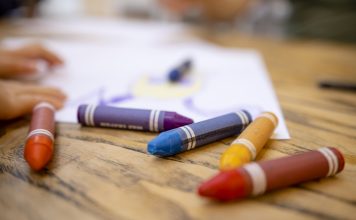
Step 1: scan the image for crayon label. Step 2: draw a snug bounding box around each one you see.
[318,147,339,177]
[81,105,164,131]
[244,163,267,196]
[178,111,251,150]
[27,129,54,141]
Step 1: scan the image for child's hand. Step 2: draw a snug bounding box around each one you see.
[0,80,66,120]
[0,44,64,77]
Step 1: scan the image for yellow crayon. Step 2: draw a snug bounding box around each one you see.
[219,112,278,170]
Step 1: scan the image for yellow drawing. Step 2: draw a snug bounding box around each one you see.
[132,74,202,99]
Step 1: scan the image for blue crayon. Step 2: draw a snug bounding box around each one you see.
[168,59,192,82]
[147,111,252,156]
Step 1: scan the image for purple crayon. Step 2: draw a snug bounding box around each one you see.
[77,104,194,132]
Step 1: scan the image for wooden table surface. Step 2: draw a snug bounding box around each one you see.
[1,21,356,220]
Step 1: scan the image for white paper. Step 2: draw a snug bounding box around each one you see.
[3,21,289,139]
[5,18,186,46]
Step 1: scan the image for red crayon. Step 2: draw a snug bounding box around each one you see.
[198,147,345,201]
[24,102,56,171]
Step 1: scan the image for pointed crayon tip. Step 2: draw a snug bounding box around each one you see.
[168,69,181,82]
[198,170,249,201]
[163,112,193,131]
[147,131,183,156]
[220,146,252,170]
[219,158,245,171]
[147,139,165,156]
[24,143,53,171]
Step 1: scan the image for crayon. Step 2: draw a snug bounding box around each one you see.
[77,104,194,132]
[319,80,356,92]
[24,102,55,171]
[220,112,278,170]
[147,111,252,156]
[168,59,192,82]
[199,147,345,201]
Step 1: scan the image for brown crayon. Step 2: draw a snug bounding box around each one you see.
[24,102,55,171]
[199,147,345,201]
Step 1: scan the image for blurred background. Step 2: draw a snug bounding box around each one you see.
[1,0,356,44]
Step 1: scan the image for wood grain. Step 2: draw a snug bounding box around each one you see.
[1,24,356,220]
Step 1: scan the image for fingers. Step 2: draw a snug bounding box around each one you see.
[9,93,66,120]
[1,96,64,120]
[15,83,67,108]
[34,45,64,66]
[0,81,67,120]
[17,93,65,113]
[7,44,64,66]
[0,43,64,77]
[0,57,38,77]
[16,84,67,100]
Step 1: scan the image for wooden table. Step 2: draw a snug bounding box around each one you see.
[1,21,356,220]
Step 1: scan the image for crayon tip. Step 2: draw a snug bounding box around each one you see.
[147,131,183,156]
[219,157,245,171]
[198,170,249,201]
[168,69,181,82]
[168,59,192,82]
[164,112,193,131]
[219,145,252,170]
[24,137,53,171]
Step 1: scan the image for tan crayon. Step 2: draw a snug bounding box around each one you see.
[220,112,278,170]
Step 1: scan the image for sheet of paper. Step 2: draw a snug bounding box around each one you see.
[3,37,290,139]
[6,18,186,45]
